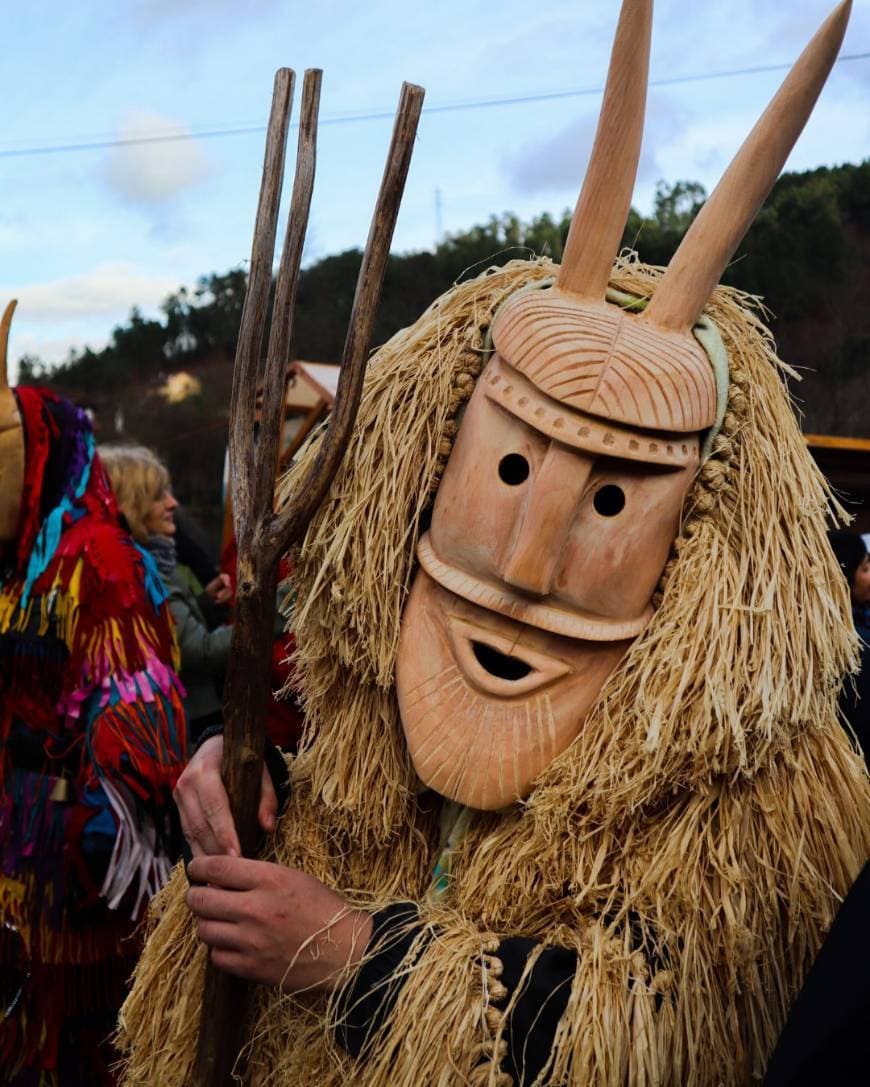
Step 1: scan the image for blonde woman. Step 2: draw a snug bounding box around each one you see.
[100,445,232,739]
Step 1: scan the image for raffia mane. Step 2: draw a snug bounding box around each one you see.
[118,257,870,1087]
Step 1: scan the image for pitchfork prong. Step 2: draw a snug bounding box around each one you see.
[266,80,425,564]
[229,67,295,546]
[255,68,323,523]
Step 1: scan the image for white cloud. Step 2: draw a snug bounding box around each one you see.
[7,261,179,322]
[103,110,212,206]
[3,261,187,377]
[9,334,106,383]
[503,110,597,196]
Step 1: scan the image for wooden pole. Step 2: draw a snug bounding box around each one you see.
[192,72,424,1085]
[193,66,299,1087]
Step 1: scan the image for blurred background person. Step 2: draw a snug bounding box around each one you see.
[100,445,233,743]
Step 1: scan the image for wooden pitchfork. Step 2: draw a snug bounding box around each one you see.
[194,67,424,1085]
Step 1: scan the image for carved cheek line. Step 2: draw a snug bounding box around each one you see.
[418,533,653,642]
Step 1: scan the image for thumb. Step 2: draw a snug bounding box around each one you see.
[258,763,279,833]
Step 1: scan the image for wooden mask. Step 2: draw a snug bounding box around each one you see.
[396,0,851,811]
[0,301,24,543]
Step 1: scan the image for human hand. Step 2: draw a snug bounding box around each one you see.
[173,735,278,857]
[204,572,232,605]
[186,856,373,993]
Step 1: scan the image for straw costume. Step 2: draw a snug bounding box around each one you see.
[120,2,869,1084]
[0,305,189,1083]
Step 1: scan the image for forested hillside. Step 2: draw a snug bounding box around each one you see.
[29,159,870,538]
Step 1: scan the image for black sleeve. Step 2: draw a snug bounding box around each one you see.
[494,938,577,1086]
[334,907,577,1084]
[847,636,870,770]
[262,739,291,814]
[334,902,427,1058]
[764,862,870,1086]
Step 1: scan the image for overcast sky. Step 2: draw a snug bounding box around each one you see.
[2,0,868,377]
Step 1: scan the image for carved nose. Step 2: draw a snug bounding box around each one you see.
[502,444,593,596]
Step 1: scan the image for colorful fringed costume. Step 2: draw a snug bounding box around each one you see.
[0,389,188,1083]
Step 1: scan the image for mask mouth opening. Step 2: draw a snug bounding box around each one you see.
[443,610,573,699]
[471,640,532,681]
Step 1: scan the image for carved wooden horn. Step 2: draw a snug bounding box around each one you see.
[557,0,653,300]
[0,300,17,388]
[643,0,852,331]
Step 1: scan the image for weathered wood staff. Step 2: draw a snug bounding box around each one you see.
[194,67,424,1085]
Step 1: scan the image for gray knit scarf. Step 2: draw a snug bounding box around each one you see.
[146,534,177,584]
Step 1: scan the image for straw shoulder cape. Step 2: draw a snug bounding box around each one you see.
[121,259,870,1087]
[0,388,188,1079]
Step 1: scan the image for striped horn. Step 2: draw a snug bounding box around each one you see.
[557,0,653,300]
[643,0,852,331]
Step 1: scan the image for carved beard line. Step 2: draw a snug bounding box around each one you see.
[402,661,558,808]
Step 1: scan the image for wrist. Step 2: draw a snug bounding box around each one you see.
[332,902,424,1058]
[343,909,374,970]
[306,908,373,995]
[327,908,374,991]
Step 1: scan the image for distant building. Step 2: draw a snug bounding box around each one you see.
[159,371,203,404]
[222,360,339,550]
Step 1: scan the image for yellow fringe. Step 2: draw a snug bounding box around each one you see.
[0,874,131,965]
[118,257,870,1086]
[0,554,181,675]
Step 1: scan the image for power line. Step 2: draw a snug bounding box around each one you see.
[1,51,868,161]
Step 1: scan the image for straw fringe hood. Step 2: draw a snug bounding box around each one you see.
[118,258,870,1086]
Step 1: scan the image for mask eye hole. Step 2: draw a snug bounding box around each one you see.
[593,484,625,517]
[498,453,529,486]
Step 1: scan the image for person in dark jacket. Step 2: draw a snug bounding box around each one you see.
[827,529,870,767]
[764,860,870,1085]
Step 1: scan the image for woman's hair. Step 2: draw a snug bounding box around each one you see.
[99,444,171,543]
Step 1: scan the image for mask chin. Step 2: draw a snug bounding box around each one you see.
[396,570,631,811]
